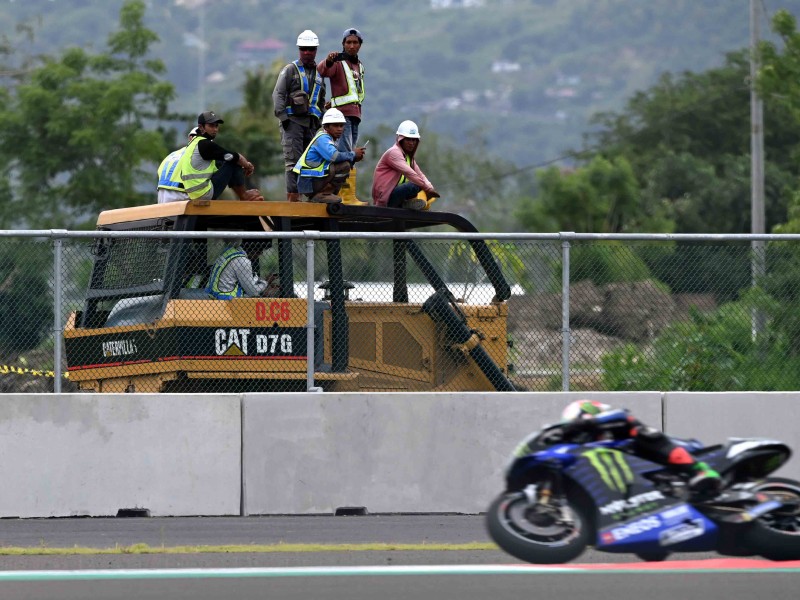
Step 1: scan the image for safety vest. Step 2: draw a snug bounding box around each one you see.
[286,61,323,119]
[157,147,187,191]
[178,136,217,200]
[292,131,332,178]
[205,247,247,299]
[398,154,413,186]
[329,61,365,108]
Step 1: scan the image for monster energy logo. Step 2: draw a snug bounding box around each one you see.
[583,448,634,493]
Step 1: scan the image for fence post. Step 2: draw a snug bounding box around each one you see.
[561,238,571,391]
[305,238,322,392]
[52,233,66,393]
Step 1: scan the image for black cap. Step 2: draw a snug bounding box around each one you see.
[198,111,224,125]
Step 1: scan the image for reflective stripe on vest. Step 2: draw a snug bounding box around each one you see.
[178,136,217,200]
[157,148,187,191]
[205,247,246,299]
[286,61,323,119]
[330,61,365,108]
[398,154,413,186]
[292,131,331,177]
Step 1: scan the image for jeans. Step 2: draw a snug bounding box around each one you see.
[336,116,360,154]
[211,161,246,199]
[388,183,421,207]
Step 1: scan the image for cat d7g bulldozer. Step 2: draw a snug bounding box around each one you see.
[63,200,514,393]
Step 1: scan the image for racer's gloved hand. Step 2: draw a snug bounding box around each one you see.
[561,418,596,443]
[539,428,564,445]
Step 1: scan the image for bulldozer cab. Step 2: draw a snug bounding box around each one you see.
[64,200,513,393]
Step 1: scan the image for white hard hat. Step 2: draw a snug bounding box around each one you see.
[322,108,346,125]
[296,30,319,47]
[396,120,420,138]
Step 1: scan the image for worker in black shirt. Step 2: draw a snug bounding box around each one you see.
[178,111,264,201]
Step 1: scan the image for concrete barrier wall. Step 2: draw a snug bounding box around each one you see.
[242,392,662,515]
[0,394,241,518]
[664,392,800,480]
[4,391,799,517]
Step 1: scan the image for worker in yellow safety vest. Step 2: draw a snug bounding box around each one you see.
[156,126,198,204]
[318,27,367,206]
[292,108,364,204]
[178,111,264,202]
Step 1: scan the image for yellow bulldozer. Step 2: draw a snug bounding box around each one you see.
[64,200,514,392]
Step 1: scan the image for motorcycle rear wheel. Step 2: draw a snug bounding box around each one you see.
[486,491,590,564]
[741,477,800,561]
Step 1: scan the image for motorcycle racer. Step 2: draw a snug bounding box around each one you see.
[552,400,722,496]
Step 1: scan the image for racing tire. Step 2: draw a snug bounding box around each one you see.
[635,551,670,562]
[486,491,590,564]
[741,477,800,561]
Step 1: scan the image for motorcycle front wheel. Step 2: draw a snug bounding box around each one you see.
[741,477,800,561]
[486,491,590,564]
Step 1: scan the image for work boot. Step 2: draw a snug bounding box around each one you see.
[286,192,301,203]
[402,198,427,210]
[310,193,342,204]
[687,461,722,497]
[340,168,368,206]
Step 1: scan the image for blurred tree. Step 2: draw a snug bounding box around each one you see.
[0,240,53,360]
[213,63,284,192]
[588,50,800,234]
[0,0,174,229]
[515,155,673,234]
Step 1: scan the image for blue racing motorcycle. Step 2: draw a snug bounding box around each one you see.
[486,424,800,563]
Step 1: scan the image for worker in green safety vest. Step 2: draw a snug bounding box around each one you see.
[178,111,264,202]
[292,108,364,203]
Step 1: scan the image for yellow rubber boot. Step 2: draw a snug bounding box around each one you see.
[340,168,368,206]
[416,190,437,211]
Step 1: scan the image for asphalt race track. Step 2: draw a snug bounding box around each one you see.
[0,515,798,600]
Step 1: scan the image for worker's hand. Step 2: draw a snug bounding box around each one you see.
[242,189,264,202]
[326,51,338,66]
[323,100,332,110]
[239,155,255,177]
[354,147,366,162]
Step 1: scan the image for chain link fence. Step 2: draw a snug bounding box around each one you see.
[1,231,798,393]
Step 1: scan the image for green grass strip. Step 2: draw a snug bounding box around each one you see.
[0,541,498,556]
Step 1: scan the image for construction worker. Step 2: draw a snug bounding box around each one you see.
[292,108,365,204]
[206,239,276,299]
[156,126,198,204]
[318,27,366,205]
[272,30,327,203]
[178,111,264,202]
[372,120,440,210]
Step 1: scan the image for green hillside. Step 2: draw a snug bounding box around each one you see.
[1,0,792,168]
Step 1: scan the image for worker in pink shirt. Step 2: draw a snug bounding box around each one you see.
[372,120,440,210]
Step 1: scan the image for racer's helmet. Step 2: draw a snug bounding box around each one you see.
[561,400,611,422]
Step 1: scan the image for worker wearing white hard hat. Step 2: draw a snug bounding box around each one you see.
[272,30,327,202]
[372,120,440,210]
[292,108,365,204]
